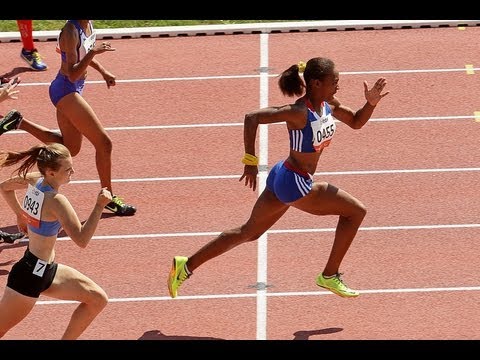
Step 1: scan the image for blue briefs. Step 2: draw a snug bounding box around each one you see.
[266,160,313,203]
[49,72,85,106]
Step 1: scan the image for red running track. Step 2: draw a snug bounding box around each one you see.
[1,26,480,341]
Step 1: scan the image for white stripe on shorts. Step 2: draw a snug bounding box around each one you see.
[294,173,310,197]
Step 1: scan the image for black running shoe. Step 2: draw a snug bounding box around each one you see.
[0,109,23,135]
[105,195,137,216]
[0,230,25,244]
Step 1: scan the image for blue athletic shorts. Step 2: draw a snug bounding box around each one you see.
[266,160,313,203]
[49,72,85,106]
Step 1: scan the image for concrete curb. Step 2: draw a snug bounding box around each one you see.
[0,20,478,43]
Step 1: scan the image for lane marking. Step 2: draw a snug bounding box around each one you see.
[15,222,480,243]
[465,64,475,74]
[15,66,480,87]
[35,285,480,305]
[256,32,269,341]
[63,166,480,186]
[2,115,477,137]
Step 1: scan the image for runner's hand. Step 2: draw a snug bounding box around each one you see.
[239,165,258,191]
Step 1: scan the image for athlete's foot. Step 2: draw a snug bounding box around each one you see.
[21,48,48,71]
[316,272,360,298]
[104,195,136,216]
[0,109,23,135]
[167,256,191,298]
[0,230,26,244]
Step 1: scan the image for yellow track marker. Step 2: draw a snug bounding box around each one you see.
[474,111,480,122]
[465,64,475,74]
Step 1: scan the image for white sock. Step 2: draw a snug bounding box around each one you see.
[323,273,336,279]
[185,264,192,276]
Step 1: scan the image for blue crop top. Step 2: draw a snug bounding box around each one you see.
[27,179,62,237]
[289,99,337,153]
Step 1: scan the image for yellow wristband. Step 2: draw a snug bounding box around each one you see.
[242,153,259,166]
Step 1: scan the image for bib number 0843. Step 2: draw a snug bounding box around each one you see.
[23,195,40,216]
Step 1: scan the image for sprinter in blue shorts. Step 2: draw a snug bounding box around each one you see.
[168,57,389,299]
[0,20,136,216]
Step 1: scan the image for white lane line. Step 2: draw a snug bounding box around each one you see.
[65,166,480,185]
[1,115,475,137]
[256,32,270,341]
[35,285,480,305]
[15,66,480,87]
[15,222,480,244]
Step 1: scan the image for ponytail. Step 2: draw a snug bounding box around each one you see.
[278,61,306,97]
[0,143,70,178]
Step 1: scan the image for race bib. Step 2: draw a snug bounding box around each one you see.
[33,258,47,277]
[22,184,45,228]
[84,34,96,53]
[311,114,336,152]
